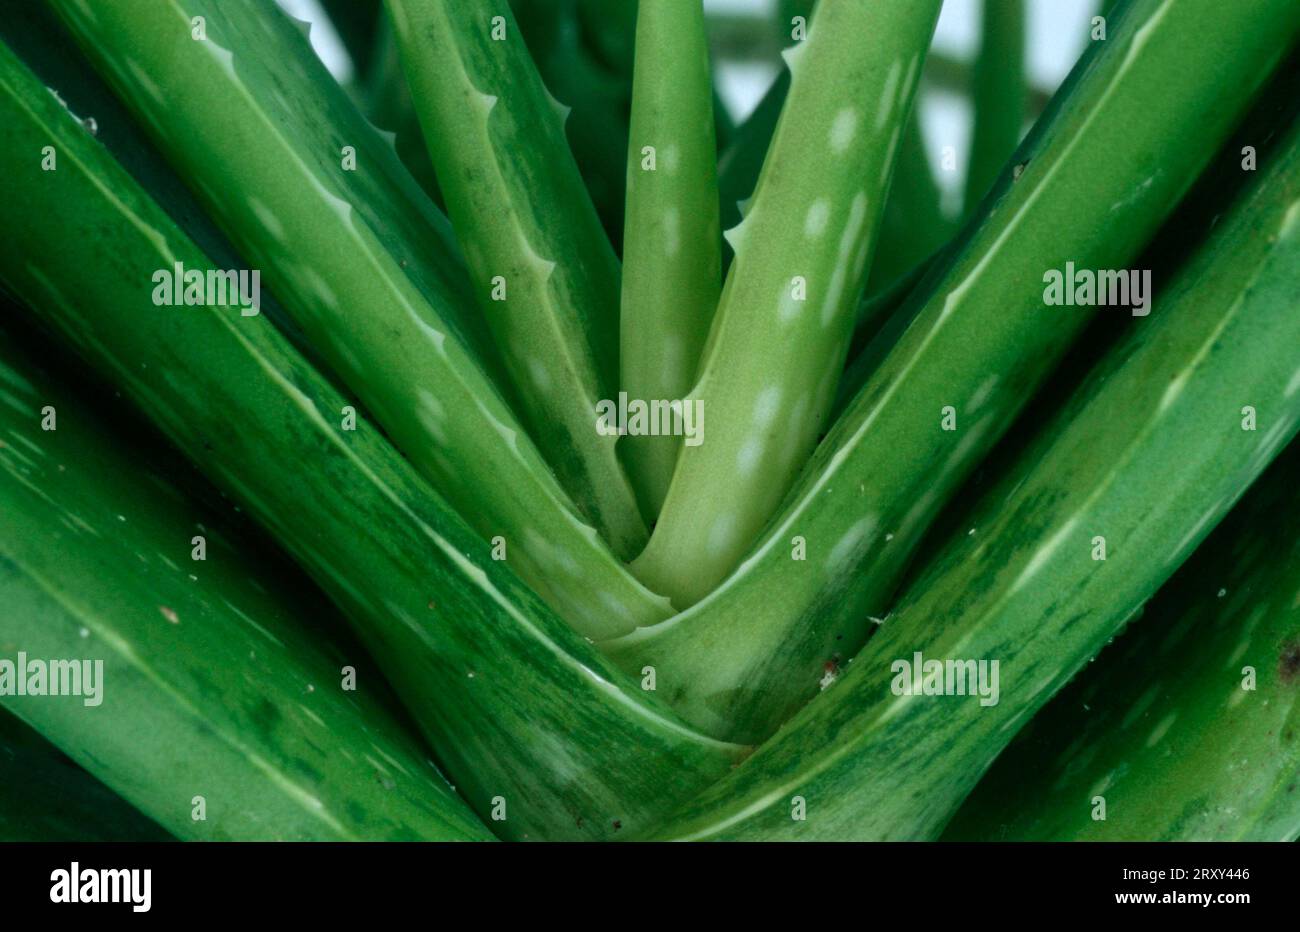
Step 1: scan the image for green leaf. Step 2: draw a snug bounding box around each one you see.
[632,0,943,607]
[716,69,786,260]
[0,0,329,373]
[718,0,956,293]
[48,0,669,638]
[717,62,953,298]
[864,117,955,294]
[647,114,1300,839]
[835,245,944,415]
[964,0,1027,213]
[944,437,1300,841]
[574,0,638,76]
[620,0,721,519]
[0,707,171,842]
[0,41,744,841]
[0,322,489,841]
[385,0,648,557]
[719,63,953,298]
[607,0,1300,743]
[362,10,443,203]
[512,0,634,247]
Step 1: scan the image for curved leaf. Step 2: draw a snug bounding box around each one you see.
[0,323,489,841]
[48,0,669,638]
[0,42,744,841]
[649,118,1300,838]
[608,0,1300,743]
[620,0,721,517]
[633,0,943,607]
[944,438,1300,841]
[386,0,646,556]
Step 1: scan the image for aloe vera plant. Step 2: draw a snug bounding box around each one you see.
[608,0,1300,743]
[944,440,1300,841]
[4,0,1300,847]
[648,112,1300,838]
[0,36,740,841]
[633,0,943,606]
[47,0,669,637]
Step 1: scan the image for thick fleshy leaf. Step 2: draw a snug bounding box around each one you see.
[386,0,647,557]
[945,437,1300,841]
[48,0,670,639]
[0,41,744,841]
[0,322,489,841]
[607,0,1300,743]
[0,708,170,842]
[620,0,721,518]
[648,116,1300,838]
[632,0,943,607]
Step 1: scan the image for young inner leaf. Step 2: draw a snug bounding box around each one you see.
[387,0,648,558]
[631,0,943,607]
[619,0,721,520]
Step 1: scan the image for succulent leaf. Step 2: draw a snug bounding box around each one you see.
[47,0,668,638]
[964,0,1028,213]
[619,0,721,519]
[632,0,944,607]
[608,0,1300,743]
[0,708,170,842]
[650,116,1300,837]
[0,321,489,841]
[944,437,1300,841]
[0,41,744,841]
[385,0,648,557]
